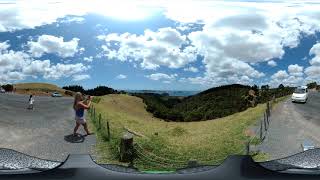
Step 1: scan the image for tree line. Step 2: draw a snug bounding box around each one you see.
[1,84,14,92]
[62,85,123,96]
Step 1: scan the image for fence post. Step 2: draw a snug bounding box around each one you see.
[266,102,269,117]
[98,114,102,130]
[260,119,263,141]
[187,160,199,168]
[266,111,269,127]
[246,141,250,155]
[264,112,267,131]
[93,108,96,122]
[119,132,134,162]
[107,121,110,141]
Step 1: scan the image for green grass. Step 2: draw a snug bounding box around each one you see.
[92,96,101,103]
[251,151,270,162]
[88,94,288,171]
[250,137,262,145]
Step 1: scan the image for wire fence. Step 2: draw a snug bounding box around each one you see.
[245,96,276,154]
[88,105,111,141]
[88,96,277,169]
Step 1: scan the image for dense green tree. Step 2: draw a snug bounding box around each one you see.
[1,84,13,92]
[307,82,317,89]
[278,84,285,89]
[62,85,85,93]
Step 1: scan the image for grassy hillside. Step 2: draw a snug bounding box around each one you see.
[89,94,282,170]
[13,83,71,96]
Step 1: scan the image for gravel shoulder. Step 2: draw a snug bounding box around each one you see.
[0,93,96,161]
[256,92,320,160]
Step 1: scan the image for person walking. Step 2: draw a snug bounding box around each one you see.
[28,94,34,110]
[73,92,94,136]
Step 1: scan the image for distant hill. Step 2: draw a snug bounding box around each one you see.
[13,83,72,96]
[133,84,294,122]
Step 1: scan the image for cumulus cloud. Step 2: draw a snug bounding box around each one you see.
[146,73,178,83]
[27,35,81,58]
[83,56,93,62]
[305,42,320,82]
[43,63,89,80]
[183,66,199,72]
[59,16,85,24]
[98,27,197,70]
[0,40,90,83]
[116,74,127,79]
[288,64,304,76]
[269,68,304,87]
[267,60,277,67]
[72,74,90,81]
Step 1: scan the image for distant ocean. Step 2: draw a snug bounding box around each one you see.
[123,90,201,97]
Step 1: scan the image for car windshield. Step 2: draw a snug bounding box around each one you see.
[1,0,320,173]
[294,88,306,94]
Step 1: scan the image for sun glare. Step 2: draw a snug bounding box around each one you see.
[87,0,159,21]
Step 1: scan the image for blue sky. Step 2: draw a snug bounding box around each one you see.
[1,0,320,91]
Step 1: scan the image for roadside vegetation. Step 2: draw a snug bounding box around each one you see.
[89,93,288,171]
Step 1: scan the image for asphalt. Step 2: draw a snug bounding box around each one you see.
[0,93,96,161]
[256,91,320,160]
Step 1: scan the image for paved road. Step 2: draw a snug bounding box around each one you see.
[0,93,96,161]
[256,91,320,160]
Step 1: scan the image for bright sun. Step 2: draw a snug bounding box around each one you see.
[83,0,159,21]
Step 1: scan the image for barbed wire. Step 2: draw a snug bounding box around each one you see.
[134,144,187,165]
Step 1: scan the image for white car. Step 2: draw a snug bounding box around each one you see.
[51,92,62,97]
[0,88,5,93]
[292,86,308,103]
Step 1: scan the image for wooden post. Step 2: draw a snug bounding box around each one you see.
[260,119,263,141]
[93,108,96,122]
[266,112,269,127]
[107,121,110,141]
[98,114,102,130]
[264,112,267,131]
[119,132,134,162]
[246,141,250,155]
[187,160,199,168]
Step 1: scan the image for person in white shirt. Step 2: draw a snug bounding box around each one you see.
[28,94,34,110]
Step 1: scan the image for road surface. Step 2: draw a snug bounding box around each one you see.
[0,93,96,161]
[256,91,320,160]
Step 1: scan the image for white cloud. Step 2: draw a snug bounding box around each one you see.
[269,69,304,87]
[84,56,93,62]
[305,42,320,82]
[160,1,320,88]
[271,70,289,80]
[0,41,90,83]
[116,74,127,79]
[146,73,178,81]
[288,64,304,76]
[0,41,10,52]
[98,27,197,70]
[59,16,85,24]
[267,60,277,67]
[72,74,90,81]
[43,63,89,80]
[183,66,199,72]
[27,35,80,58]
